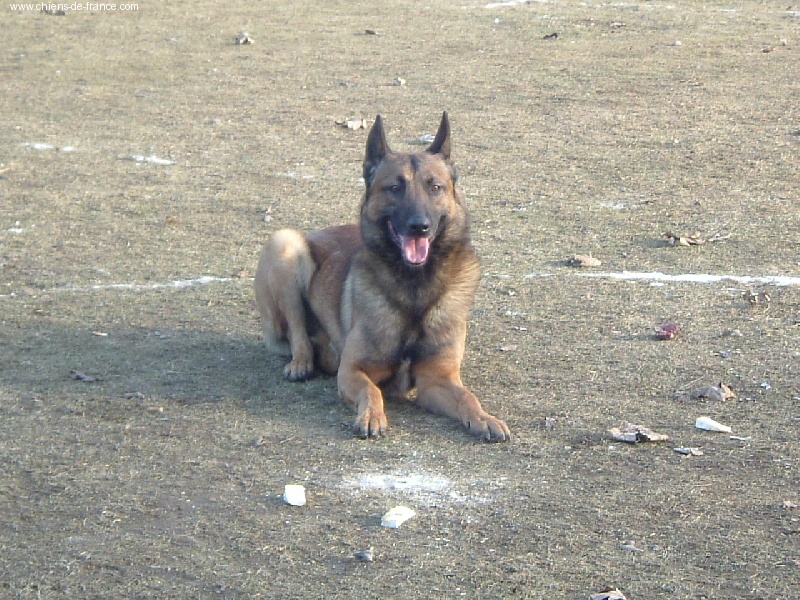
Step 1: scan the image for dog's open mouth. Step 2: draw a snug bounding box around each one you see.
[388,221,432,266]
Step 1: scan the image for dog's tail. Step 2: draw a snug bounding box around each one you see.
[254,229,316,359]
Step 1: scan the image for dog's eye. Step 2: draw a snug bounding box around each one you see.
[430,184,443,193]
[387,184,402,194]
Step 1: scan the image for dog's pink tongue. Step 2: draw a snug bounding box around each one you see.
[401,236,430,265]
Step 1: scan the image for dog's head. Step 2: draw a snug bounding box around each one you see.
[360,113,466,269]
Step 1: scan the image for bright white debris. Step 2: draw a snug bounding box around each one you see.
[381,506,416,529]
[283,484,306,506]
[695,416,732,433]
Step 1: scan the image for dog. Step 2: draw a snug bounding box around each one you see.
[254,113,510,442]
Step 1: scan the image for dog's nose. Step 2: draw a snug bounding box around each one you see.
[407,215,431,236]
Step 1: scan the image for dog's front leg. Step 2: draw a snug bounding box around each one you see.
[413,357,511,443]
[337,333,393,438]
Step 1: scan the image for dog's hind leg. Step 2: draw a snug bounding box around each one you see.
[254,229,317,381]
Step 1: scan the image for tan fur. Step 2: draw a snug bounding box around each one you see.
[254,114,510,442]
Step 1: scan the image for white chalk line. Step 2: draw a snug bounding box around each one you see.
[3,270,799,300]
[569,271,800,287]
[0,276,241,298]
[66,275,236,292]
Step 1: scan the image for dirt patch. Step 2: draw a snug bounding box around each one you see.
[1,1,799,598]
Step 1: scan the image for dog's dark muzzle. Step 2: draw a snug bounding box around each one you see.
[388,216,435,266]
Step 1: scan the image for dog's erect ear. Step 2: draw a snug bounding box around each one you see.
[426,112,451,161]
[363,115,391,186]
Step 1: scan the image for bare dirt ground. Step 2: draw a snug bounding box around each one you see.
[1,1,799,598]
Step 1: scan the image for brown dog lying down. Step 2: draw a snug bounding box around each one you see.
[254,113,510,442]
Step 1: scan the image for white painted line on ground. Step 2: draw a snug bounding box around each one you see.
[573,271,800,287]
[57,276,235,293]
[0,276,242,298]
[4,270,798,300]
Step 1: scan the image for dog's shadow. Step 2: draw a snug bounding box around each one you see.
[0,321,456,439]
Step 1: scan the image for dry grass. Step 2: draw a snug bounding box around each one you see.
[1,1,799,597]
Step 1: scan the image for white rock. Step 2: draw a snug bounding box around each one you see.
[283,484,306,506]
[381,506,416,529]
[695,416,732,433]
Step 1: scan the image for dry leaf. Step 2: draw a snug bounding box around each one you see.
[663,231,730,246]
[336,118,367,130]
[621,541,644,552]
[608,423,670,443]
[567,254,601,268]
[664,231,704,246]
[590,588,628,600]
[235,32,254,45]
[674,447,704,456]
[745,290,771,306]
[654,322,680,340]
[690,383,736,402]
[354,547,375,562]
[70,369,98,383]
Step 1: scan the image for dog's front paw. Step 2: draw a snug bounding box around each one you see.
[465,413,511,443]
[354,407,388,439]
[283,358,314,382]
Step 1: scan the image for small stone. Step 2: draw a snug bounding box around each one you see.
[381,506,416,529]
[354,547,374,562]
[283,484,306,506]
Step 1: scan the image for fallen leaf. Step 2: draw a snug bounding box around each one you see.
[608,423,670,443]
[663,231,704,246]
[336,118,367,130]
[621,541,644,552]
[663,231,730,246]
[590,588,628,600]
[654,322,680,340]
[567,254,601,268]
[70,370,99,383]
[745,290,771,306]
[354,547,374,562]
[690,383,736,402]
[235,32,254,45]
[674,447,704,456]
